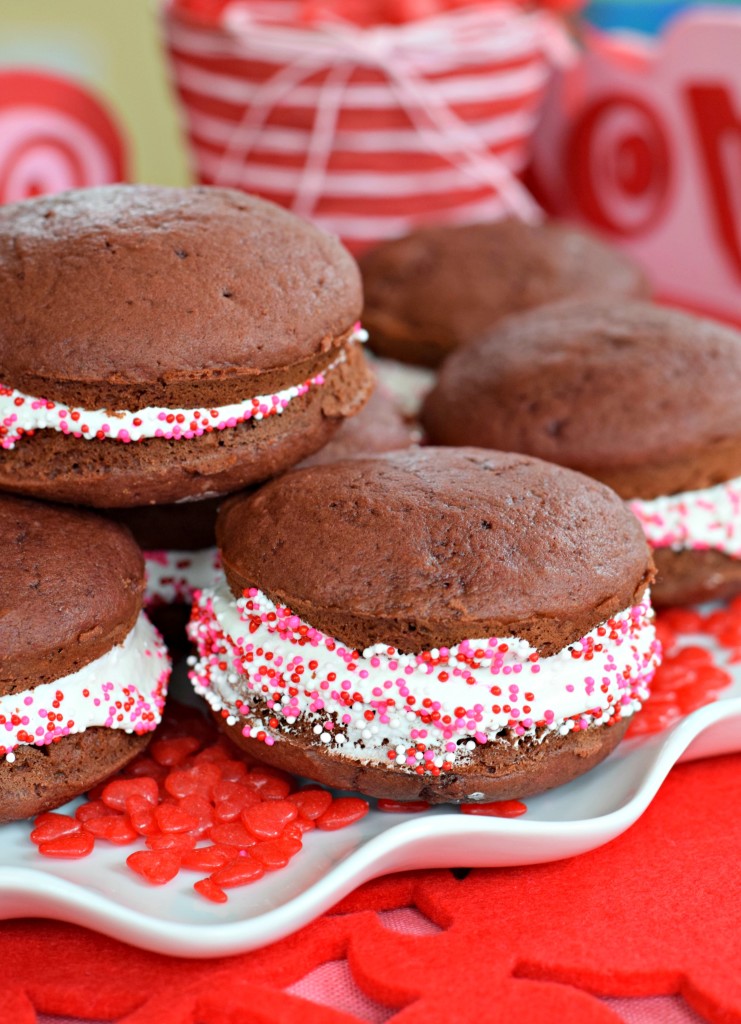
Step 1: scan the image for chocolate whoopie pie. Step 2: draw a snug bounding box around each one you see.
[0,495,170,822]
[188,448,660,803]
[0,184,372,507]
[360,218,649,368]
[422,300,741,606]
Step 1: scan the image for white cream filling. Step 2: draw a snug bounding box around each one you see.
[144,547,221,607]
[630,473,741,558]
[367,353,436,419]
[187,577,660,773]
[0,612,170,761]
[0,329,366,449]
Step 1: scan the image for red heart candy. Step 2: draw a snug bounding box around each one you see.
[316,797,369,831]
[127,850,181,885]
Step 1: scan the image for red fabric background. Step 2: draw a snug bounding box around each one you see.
[2,751,740,1024]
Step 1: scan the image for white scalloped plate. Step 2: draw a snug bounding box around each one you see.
[0,630,739,958]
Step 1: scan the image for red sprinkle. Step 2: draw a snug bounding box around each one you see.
[251,835,302,870]
[126,795,158,836]
[83,816,139,845]
[102,777,159,811]
[145,833,198,852]
[291,817,317,834]
[211,855,265,887]
[39,832,95,859]
[165,763,220,800]
[30,813,82,844]
[209,822,257,848]
[150,736,202,767]
[242,800,297,840]
[460,800,528,818]
[181,845,232,872]
[194,877,228,904]
[75,800,117,824]
[177,794,214,837]
[288,788,332,821]
[316,797,369,831]
[244,770,293,801]
[155,803,199,834]
[377,799,431,813]
[124,757,168,783]
[127,850,181,885]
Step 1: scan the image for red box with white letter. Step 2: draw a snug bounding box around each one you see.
[531,10,741,325]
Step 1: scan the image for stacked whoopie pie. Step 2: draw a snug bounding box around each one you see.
[422,300,741,606]
[0,495,169,823]
[0,185,370,505]
[188,449,661,802]
[0,183,374,638]
[0,183,376,819]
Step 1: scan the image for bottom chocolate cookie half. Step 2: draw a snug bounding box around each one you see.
[0,728,151,823]
[214,713,631,804]
[652,547,741,606]
[0,343,373,507]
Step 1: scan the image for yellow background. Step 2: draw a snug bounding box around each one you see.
[0,0,190,186]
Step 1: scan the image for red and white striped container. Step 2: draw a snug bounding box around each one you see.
[163,1,556,251]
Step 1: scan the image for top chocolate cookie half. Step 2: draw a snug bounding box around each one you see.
[0,494,144,693]
[0,185,372,506]
[421,300,741,500]
[0,184,361,407]
[217,447,653,656]
[360,219,649,367]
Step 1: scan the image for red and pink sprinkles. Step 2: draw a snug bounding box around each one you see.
[187,580,661,775]
[630,475,741,559]
[0,368,321,448]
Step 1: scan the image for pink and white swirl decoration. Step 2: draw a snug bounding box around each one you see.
[0,70,126,205]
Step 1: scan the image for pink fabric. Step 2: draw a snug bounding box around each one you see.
[604,998,707,1024]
